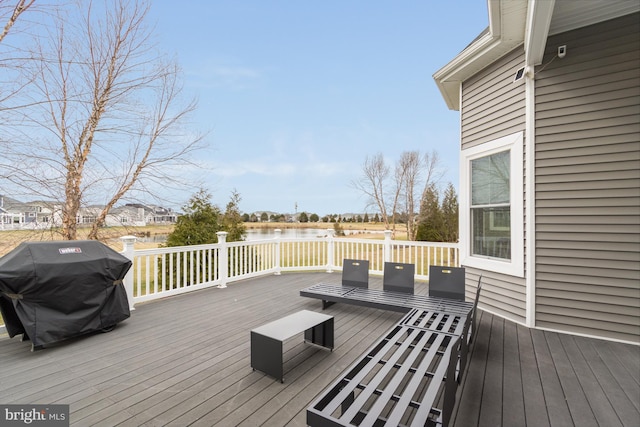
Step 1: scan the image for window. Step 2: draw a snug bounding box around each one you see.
[460,132,524,277]
[471,150,511,260]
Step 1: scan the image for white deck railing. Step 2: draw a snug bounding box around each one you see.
[119,229,459,310]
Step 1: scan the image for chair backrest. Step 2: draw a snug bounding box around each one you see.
[428,266,466,300]
[341,259,369,288]
[383,262,415,294]
[468,274,483,346]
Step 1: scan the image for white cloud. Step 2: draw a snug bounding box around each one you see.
[211,159,296,177]
[186,61,266,90]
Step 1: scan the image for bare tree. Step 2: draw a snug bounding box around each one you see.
[420,150,444,200]
[0,0,39,110]
[0,0,34,44]
[0,0,204,240]
[397,151,421,240]
[352,153,392,230]
[353,149,444,238]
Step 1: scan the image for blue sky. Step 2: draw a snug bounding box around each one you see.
[148,1,489,216]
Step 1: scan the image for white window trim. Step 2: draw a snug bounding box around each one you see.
[460,131,524,277]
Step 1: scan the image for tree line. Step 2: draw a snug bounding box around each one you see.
[352,150,459,242]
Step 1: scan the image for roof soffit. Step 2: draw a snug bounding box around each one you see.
[433,0,527,110]
[549,0,640,35]
[433,0,640,111]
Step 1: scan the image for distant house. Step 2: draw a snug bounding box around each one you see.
[122,203,178,224]
[433,1,639,344]
[0,195,24,227]
[0,195,51,228]
[79,204,178,227]
[0,195,178,229]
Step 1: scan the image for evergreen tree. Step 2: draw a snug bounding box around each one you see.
[222,190,246,242]
[364,213,369,223]
[166,189,222,247]
[441,183,459,242]
[415,184,444,241]
[310,213,319,222]
[299,212,309,222]
[165,189,247,247]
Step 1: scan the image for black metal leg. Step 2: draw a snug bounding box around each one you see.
[304,318,334,350]
[250,331,284,382]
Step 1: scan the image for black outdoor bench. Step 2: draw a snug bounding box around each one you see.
[300,285,474,316]
[300,262,472,316]
[300,261,416,311]
[306,307,473,426]
[305,268,483,427]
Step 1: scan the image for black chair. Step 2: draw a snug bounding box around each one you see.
[383,262,415,294]
[451,274,483,388]
[429,265,466,300]
[469,274,483,345]
[341,259,369,288]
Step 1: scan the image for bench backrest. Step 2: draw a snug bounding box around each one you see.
[341,259,369,288]
[429,265,466,300]
[383,262,415,294]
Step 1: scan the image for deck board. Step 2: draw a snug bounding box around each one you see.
[532,328,575,426]
[501,319,525,427]
[545,331,597,426]
[517,321,550,427]
[0,272,638,427]
[478,314,504,427]
[560,334,622,427]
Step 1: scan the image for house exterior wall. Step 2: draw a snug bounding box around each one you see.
[461,48,527,148]
[460,47,527,324]
[534,13,640,343]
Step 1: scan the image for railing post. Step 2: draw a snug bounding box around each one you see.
[326,228,335,273]
[217,231,228,288]
[120,235,137,311]
[274,229,282,275]
[383,230,393,263]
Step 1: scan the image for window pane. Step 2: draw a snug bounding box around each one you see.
[471,150,510,205]
[471,207,511,260]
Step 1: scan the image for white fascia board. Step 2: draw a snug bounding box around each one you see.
[525,0,555,66]
[433,32,500,110]
[433,0,527,111]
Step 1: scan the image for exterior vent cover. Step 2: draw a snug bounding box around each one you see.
[513,66,525,82]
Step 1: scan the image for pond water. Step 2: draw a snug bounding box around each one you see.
[137,227,383,243]
[246,228,328,240]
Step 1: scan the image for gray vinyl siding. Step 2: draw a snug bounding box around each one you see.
[464,267,526,324]
[461,47,526,149]
[461,47,527,324]
[534,13,640,343]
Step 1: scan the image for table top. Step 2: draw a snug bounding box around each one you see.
[251,310,333,341]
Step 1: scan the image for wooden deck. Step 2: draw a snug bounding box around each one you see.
[0,272,638,426]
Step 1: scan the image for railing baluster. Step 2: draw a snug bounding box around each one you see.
[123,233,459,307]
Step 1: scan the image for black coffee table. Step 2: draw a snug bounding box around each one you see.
[251,310,334,382]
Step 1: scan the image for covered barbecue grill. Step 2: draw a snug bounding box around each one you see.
[0,240,131,350]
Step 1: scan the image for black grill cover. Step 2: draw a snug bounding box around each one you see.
[0,240,131,349]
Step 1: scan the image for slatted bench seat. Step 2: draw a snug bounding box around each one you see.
[300,284,474,316]
[305,275,483,427]
[306,307,472,427]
